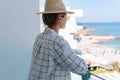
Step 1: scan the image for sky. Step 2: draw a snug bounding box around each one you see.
[40,0,120,22]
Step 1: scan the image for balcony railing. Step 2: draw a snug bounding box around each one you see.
[89,73,105,80]
[71,72,105,80]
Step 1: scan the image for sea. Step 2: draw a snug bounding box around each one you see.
[77,22,120,50]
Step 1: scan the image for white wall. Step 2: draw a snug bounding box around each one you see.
[0,0,40,80]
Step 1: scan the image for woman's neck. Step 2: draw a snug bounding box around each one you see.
[52,25,60,33]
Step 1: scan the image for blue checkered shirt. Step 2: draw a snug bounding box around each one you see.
[28,27,88,80]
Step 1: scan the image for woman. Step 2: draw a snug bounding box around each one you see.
[28,0,90,80]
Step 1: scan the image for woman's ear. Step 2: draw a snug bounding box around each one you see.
[58,15,63,23]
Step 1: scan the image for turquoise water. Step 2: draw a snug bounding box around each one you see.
[77,22,120,49]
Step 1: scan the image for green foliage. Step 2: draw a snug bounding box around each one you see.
[109,61,120,71]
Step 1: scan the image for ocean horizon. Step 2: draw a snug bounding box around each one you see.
[77,22,120,50]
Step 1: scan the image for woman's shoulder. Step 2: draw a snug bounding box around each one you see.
[54,34,65,41]
[54,35,69,45]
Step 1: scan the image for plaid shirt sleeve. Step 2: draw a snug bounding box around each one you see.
[54,36,88,75]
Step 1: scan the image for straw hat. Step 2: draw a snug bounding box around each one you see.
[37,0,74,14]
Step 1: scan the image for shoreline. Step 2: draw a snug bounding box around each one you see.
[79,35,117,43]
[77,41,120,65]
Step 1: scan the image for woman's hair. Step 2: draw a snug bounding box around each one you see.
[42,13,65,28]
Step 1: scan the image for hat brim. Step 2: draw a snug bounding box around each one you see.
[36,11,74,14]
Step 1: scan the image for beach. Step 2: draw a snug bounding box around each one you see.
[73,24,120,80]
[76,25,120,66]
[77,42,120,64]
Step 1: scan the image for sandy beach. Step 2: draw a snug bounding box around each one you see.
[76,36,120,69]
[74,27,120,68]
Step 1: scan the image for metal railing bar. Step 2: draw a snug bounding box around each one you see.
[90,73,105,80]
